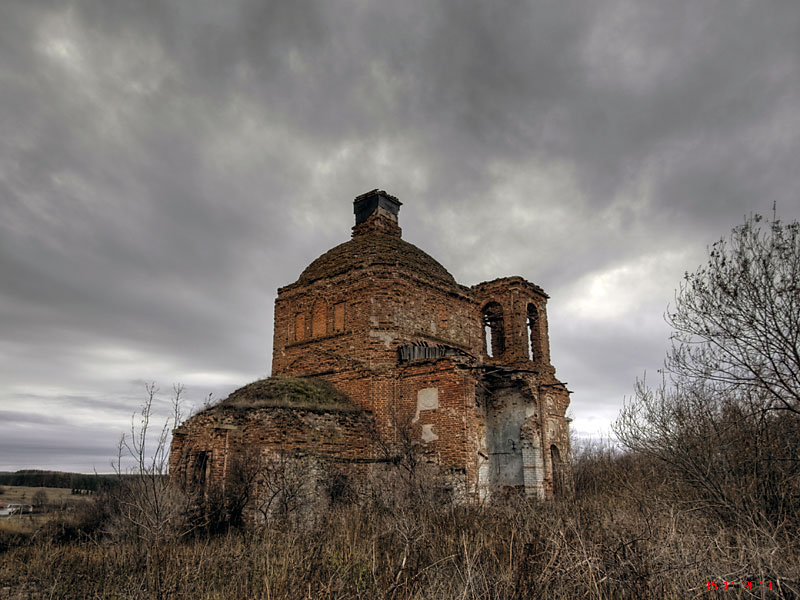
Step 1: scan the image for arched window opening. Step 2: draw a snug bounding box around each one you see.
[191,451,209,492]
[527,303,541,362]
[550,445,563,497]
[482,302,505,358]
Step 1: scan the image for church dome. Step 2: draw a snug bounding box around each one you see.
[296,232,459,289]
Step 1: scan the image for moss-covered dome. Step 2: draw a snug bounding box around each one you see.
[210,376,358,413]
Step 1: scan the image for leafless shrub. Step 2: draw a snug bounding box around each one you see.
[249,449,312,525]
[31,489,48,508]
[570,437,624,498]
[365,411,456,513]
[617,377,800,530]
[615,214,800,534]
[108,384,191,541]
[105,383,195,599]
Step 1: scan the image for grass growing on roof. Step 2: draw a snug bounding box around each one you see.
[211,376,360,413]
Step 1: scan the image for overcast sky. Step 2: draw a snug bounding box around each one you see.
[2,0,799,472]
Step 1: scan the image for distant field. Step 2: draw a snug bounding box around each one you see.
[0,485,91,506]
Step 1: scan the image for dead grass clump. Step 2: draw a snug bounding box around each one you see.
[212,376,359,413]
[0,521,33,554]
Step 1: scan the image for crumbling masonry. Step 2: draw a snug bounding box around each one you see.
[170,190,571,502]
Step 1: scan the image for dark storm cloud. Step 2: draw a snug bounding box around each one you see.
[1,0,799,468]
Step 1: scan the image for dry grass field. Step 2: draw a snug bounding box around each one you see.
[0,447,797,600]
[0,486,92,538]
[0,486,88,506]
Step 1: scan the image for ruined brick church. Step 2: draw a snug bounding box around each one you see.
[170,190,571,502]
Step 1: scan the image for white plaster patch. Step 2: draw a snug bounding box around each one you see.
[421,424,438,443]
[369,330,395,348]
[522,440,545,499]
[418,387,439,409]
[525,405,537,419]
[477,457,490,501]
[413,387,439,422]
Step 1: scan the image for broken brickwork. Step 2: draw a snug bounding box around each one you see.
[171,190,572,503]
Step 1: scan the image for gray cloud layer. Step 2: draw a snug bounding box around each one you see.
[2,0,799,470]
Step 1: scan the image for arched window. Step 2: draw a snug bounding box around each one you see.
[550,444,563,497]
[527,303,541,362]
[191,451,209,492]
[482,302,505,358]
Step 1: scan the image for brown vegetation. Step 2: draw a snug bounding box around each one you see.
[0,486,89,508]
[1,445,798,599]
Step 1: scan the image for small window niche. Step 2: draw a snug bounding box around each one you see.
[311,300,327,338]
[294,313,306,342]
[333,302,346,333]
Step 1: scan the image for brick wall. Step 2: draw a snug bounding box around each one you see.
[170,405,378,493]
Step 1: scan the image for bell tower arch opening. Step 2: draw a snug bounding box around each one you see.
[482,302,505,359]
[526,303,542,362]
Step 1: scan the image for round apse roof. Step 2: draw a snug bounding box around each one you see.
[294,233,459,289]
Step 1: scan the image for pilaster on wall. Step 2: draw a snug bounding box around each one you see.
[476,454,490,501]
[521,432,545,499]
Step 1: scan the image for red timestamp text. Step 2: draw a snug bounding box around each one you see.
[702,580,772,592]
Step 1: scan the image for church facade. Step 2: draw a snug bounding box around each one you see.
[170,190,571,502]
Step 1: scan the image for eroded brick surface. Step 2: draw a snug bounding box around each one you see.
[170,190,572,505]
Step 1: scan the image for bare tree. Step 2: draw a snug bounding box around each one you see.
[113,383,189,537]
[666,213,800,414]
[32,489,48,509]
[615,214,800,528]
[111,383,191,600]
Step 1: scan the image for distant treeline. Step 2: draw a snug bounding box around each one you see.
[0,470,122,491]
